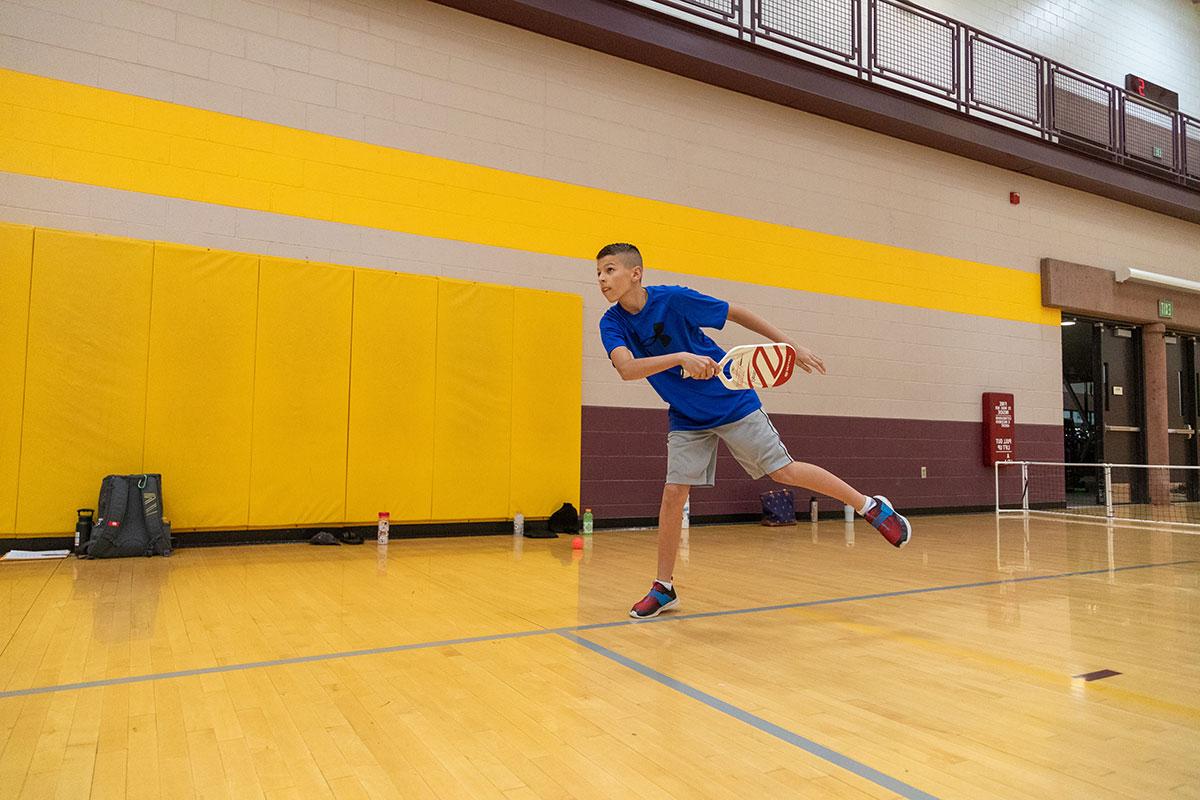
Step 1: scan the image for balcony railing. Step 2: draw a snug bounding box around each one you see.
[624,0,1198,187]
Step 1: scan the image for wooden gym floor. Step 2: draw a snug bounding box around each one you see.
[0,513,1196,799]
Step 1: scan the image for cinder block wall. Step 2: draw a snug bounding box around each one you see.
[1,0,1196,523]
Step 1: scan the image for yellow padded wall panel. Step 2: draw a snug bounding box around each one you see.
[144,245,258,530]
[17,230,152,535]
[510,289,582,518]
[249,257,353,527]
[0,224,33,534]
[432,281,513,520]
[346,270,438,522]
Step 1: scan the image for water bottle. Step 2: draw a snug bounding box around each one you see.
[74,508,94,552]
[582,508,593,535]
[681,498,689,529]
[377,511,390,545]
[809,497,818,523]
[843,504,854,522]
[513,512,524,537]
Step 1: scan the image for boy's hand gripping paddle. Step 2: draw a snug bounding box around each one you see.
[682,343,797,390]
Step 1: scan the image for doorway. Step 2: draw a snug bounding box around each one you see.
[1061,317,1144,504]
[1166,333,1199,500]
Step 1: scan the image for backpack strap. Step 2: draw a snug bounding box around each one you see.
[86,475,129,557]
[138,474,171,556]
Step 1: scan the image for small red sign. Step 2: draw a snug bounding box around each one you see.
[983,392,1015,466]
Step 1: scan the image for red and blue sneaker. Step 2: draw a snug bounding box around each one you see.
[864,496,911,548]
[630,581,678,619]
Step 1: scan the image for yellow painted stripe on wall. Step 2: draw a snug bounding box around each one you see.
[0,68,1058,326]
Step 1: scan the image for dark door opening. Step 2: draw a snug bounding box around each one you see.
[1166,333,1199,500]
[1061,318,1144,505]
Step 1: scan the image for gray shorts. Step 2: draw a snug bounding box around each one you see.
[666,409,793,486]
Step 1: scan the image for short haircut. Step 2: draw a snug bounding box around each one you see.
[595,243,642,264]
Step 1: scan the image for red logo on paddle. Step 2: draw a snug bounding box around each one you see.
[751,345,795,387]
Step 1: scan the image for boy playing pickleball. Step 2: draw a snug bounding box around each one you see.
[596,243,911,619]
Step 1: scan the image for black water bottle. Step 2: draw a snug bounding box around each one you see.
[75,508,94,553]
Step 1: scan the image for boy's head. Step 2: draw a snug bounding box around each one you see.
[595,243,643,303]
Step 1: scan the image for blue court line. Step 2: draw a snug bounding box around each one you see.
[0,628,550,699]
[0,558,1192,700]
[561,631,940,800]
[570,558,1198,632]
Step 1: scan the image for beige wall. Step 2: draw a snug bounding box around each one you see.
[917,0,1200,110]
[1,0,1193,432]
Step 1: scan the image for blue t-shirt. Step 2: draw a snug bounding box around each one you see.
[599,285,761,431]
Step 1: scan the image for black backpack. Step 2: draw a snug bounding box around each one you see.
[548,502,580,533]
[80,474,173,558]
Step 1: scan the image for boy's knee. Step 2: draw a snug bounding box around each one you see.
[663,483,691,500]
[769,463,798,483]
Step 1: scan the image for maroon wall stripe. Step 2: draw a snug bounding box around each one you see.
[582,405,1063,520]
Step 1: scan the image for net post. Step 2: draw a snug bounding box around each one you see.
[1104,465,1114,518]
[994,461,999,515]
[1020,462,1029,514]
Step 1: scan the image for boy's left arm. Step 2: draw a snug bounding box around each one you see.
[726,303,826,374]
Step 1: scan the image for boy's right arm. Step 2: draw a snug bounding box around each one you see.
[610,347,719,381]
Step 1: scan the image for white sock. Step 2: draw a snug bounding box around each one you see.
[656,579,673,591]
[858,497,875,516]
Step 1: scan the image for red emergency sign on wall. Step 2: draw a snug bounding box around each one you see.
[983,392,1015,465]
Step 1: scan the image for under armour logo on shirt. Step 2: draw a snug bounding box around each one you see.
[640,322,671,350]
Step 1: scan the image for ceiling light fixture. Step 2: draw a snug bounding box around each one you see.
[1114,267,1200,295]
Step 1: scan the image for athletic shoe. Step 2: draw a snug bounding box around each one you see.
[864,495,911,548]
[629,581,678,619]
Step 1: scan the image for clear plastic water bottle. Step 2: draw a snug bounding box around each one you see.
[377,511,390,545]
[681,498,689,529]
[582,508,593,535]
[513,512,524,537]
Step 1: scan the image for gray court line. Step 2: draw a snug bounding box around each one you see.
[0,628,550,699]
[0,558,1192,699]
[569,558,1198,632]
[560,631,940,800]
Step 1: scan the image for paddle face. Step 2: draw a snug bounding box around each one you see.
[681,343,797,389]
[719,343,796,389]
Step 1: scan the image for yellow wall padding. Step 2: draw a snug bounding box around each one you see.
[144,244,259,529]
[18,230,153,535]
[345,270,438,523]
[511,289,583,518]
[0,68,1059,327]
[0,224,33,533]
[1,223,581,536]
[249,257,354,527]
[432,280,514,520]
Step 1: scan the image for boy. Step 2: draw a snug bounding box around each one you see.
[595,243,911,619]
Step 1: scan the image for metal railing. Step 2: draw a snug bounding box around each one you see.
[625,0,1198,187]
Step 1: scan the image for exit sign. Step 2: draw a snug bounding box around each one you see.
[1159,299,1174,319]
